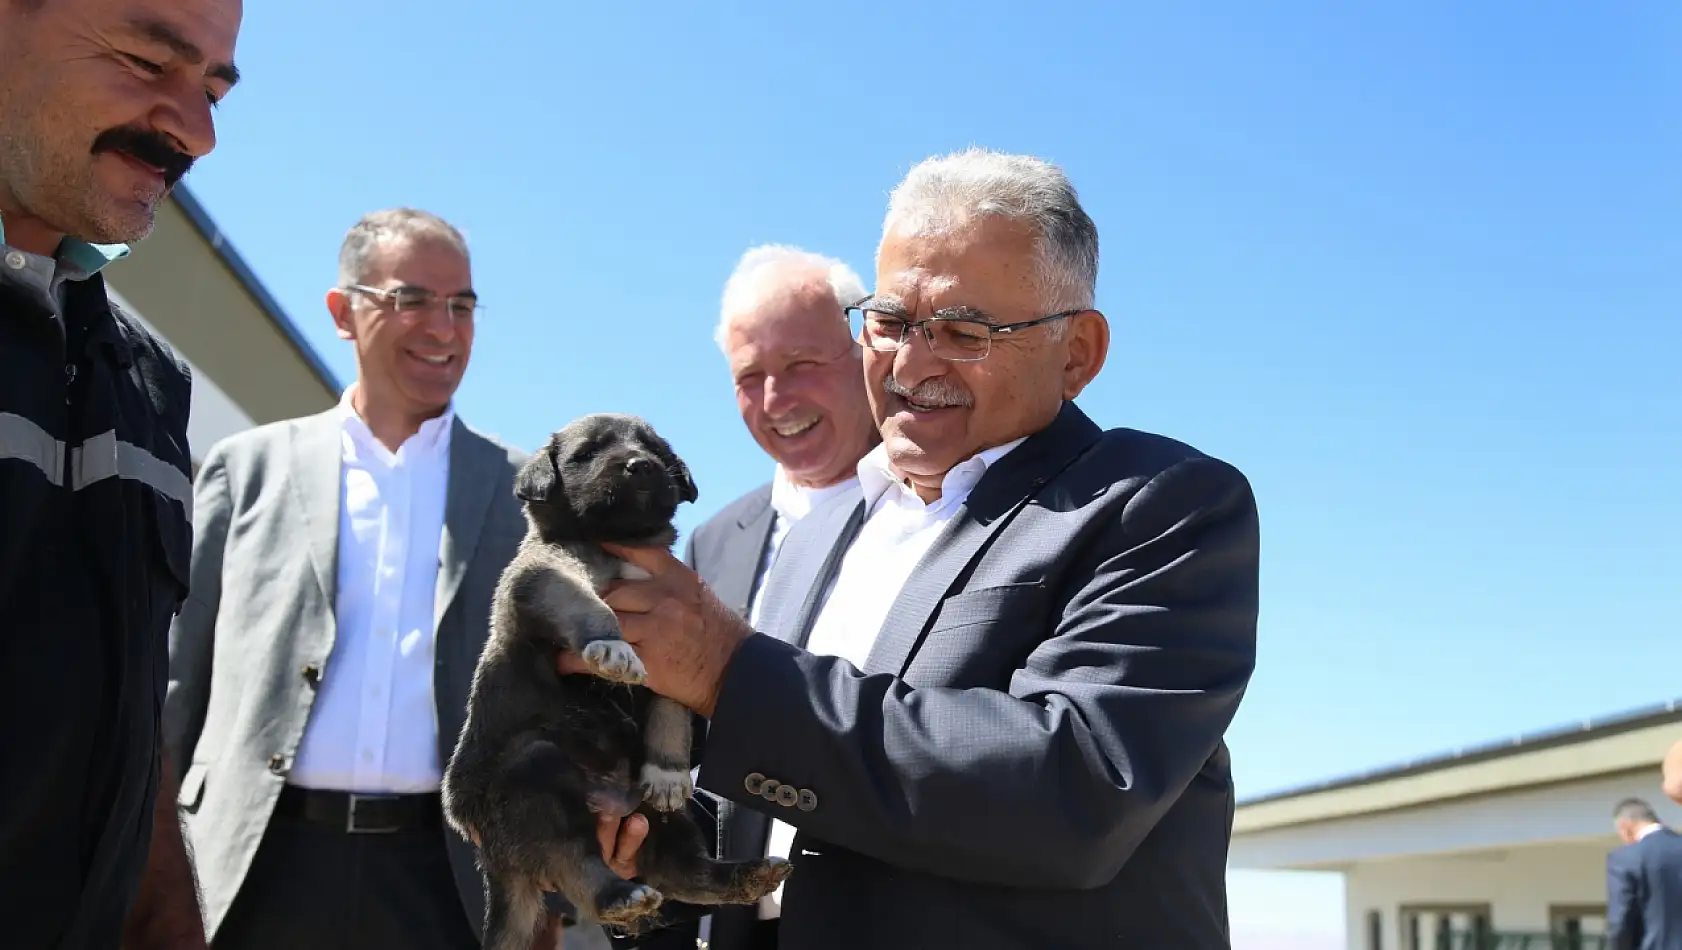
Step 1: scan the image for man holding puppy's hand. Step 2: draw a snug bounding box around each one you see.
[568,149,1260,950]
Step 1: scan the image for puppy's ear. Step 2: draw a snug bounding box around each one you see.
[514,446,558,502]
[671,456,698,505]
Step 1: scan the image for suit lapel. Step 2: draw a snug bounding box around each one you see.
[722,490,775,616]
[289,410,344,612]
[434,418,499,638]
[863,402,1105,677]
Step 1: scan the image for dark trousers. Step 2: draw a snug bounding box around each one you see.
[212,802,479,950]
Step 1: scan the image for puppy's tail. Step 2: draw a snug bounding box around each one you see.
[483,874,547,950]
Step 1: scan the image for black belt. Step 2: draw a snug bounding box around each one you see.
[275,785,443,834]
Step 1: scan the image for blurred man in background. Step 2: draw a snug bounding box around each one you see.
[1608,797,1682,950]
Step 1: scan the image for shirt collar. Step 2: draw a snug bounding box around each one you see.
[1639,822,1664,840]
[769,465,860,525]
[0,214,130,277]
[338,382,456,462]
[857,436,1028,516]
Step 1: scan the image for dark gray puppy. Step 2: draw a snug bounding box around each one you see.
[441,413,791,949]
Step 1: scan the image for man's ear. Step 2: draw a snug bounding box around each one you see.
[515,446,558,502]
[327,288,356,342]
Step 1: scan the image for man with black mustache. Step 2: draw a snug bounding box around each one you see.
[0,0,241,947]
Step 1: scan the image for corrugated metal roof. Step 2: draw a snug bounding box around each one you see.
[1239,697,1682,807]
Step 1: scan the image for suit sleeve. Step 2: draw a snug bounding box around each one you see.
[1606,849,1642,950]
[163,442,234,769]
[697,456,1259,890]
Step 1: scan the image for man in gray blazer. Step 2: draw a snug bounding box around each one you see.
[164,209,602,950]
[596,149,1260,949]
[653,246,879,950]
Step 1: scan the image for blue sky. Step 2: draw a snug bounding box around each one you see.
[180,2,1678,944]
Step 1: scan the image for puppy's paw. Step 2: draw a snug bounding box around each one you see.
[744,857,794,895]
[597,883,663,926]
[580,640,646,685]
[639,763,693,812]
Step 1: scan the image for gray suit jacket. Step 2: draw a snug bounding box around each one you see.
[162,407,528,940]
[694,401,1261,950]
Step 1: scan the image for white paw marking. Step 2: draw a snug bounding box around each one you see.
[599,883,663,924]
[617,561,653,581]
[581,640,646,685]
[640,763,694,811]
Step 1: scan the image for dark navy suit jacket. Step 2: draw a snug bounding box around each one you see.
[1608,826,1682,950]
[623,402,1259,949]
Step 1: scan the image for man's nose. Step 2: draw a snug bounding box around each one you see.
[416,303,459,341]
[891,330,945,388]
[762,374,798,416]
[154,85,218,159]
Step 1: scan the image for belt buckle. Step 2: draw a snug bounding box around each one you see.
[345,793,400,834]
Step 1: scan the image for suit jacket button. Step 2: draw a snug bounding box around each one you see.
[301,664,321,684]
[797,789,818,812]
[775,785,798,808]
[760,780,782,802]
[744,772,766,795]
[267,754,287,775]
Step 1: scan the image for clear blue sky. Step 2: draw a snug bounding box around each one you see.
[181,2,1677,943]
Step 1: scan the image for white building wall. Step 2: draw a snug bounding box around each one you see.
[1344,844,1608,949]
[1231,768,1679,870]
[107,288,256,463]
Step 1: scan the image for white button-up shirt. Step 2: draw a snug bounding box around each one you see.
[759,436,1025,917]
[289,388,454,794]
[746,466,860,629]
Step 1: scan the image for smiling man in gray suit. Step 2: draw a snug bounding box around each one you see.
[655,246,879,950]
[594,149,1261,949]
[163,209,602,950]
[686,244,878,625]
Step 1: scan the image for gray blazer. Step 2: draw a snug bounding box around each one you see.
[693,401,1261,950]
[163,407,527,940]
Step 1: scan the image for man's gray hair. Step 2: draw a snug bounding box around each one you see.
[881,148,1099,326]
[337,208,470,287]
[714,244,868,354]
[1615,798,1660,824]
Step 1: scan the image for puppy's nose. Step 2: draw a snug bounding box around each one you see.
[624,457,652,477]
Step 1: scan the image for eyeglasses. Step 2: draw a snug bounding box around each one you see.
[843,296,1082,362]
[345,284,480,321]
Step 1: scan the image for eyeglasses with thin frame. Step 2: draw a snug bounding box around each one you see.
[345,283,481,321]
[843,296,1082,362]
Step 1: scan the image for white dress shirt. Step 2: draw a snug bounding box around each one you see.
[289,388,454,794]
[746,466,860,629]
[759,436,1025,917]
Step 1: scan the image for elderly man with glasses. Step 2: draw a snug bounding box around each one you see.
[588,149,1261,950]
[165,208,611,950]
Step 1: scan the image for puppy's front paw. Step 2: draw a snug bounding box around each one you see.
[639,763,693,812]
[580,640,646,685]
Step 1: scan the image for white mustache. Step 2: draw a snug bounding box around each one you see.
[882,374,973,409]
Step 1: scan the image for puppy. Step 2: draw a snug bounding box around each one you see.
[441,412,791,949]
